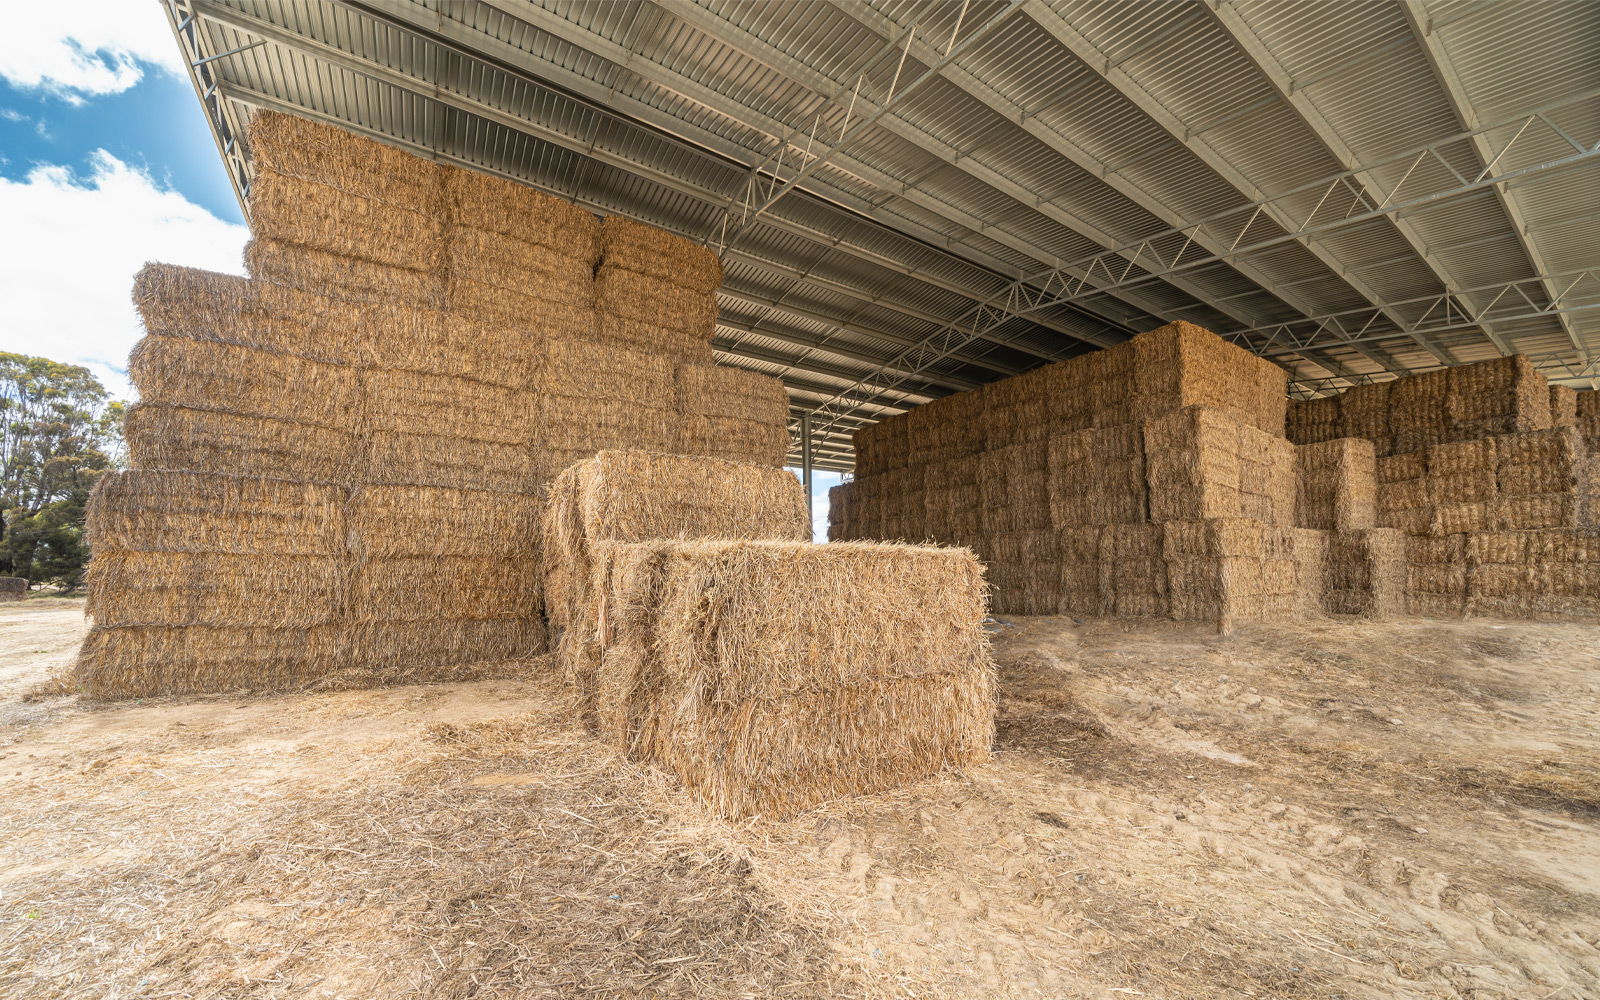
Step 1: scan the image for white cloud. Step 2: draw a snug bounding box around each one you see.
[0,151,248,399]
[0,2,184,100]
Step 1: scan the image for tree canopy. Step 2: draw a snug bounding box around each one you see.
[0,354,124,591]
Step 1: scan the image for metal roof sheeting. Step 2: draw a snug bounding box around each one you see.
[166,0,1600,466]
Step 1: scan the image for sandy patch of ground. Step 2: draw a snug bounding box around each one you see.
[2,603,1597,997]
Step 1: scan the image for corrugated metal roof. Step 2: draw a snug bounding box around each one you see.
[167,0,1600,467]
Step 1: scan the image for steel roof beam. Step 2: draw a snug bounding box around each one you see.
[714,318,970,393]
[200,1,1118,368]
[818,0,1404,371]
[1398,0,1588,363]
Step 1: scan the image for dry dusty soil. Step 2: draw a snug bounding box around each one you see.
[2,599,1598,998]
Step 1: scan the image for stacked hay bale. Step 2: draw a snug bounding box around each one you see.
[1577,390,1600,452]
[76,112,792,696]
[1376,451,1431,535]
[1286,394,1342,446]
[1325,529,1406,616]
[581,539,993,818]
[542,451,809,666]
[1296,439,1376,531]
[1551,385,1578,429]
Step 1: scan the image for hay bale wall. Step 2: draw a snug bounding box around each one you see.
[576,539,994,819]
[1296,438,1376,531]
[76,111,792,696]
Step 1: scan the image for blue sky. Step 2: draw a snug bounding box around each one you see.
[0,2,250,399]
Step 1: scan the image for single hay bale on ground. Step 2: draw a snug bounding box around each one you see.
[1295,438,1376,531]
[72,624,346,698]
[124,404,358,485]
[0,577,25,602]
[248,169,443,273]
[85,551,346,629]
[594,264,718,338]
[87,470,346,556]
[582,539,994,819]
[244,238,447,309]
[444,166,600,262]
[129,335,361,430]
[246,110,442,215]
[597,215,724,295]
[1325,528,1404,617]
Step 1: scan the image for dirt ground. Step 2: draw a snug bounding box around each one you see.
[3,601,1598,998]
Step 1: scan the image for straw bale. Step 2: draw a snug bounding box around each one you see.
[597,215,724,295]
[365,430,534,493]
[1551,385,1578,428]
[1493,495,1582,531]
[1464,531,1536,617]
[1405,533,1466,619]
[1389,368,1451,454]
[583,539,993,819]
[543,337,674,403]
[1324,528,1404,617]
[88,470,346,556]
[543,394,676,455]
[1130,321,1288,435]
[1048,424,1147,527]
[1429,471,1497,505]
[544,450,808,633]
[249,169,443,272]
[363,368,534,446]
[1143,406,1244,523]
[677,415,789,467]
[852,417,908,476]
[347,485,541,559]
[1379,506,1432,535]
[86,551,345,629]
[1058,526,1103,616]
[245,238,446,309]
[1240,427,1297,524]
[447,226,595,295]
[72,624,345,698]
[1161,519,1265,626]
[1378,478,1430,512]
[444,166,600,261]
[594,264,718,338]
[124,404,357,484]
[346,619,546,672]
[1447,354,1550,431]
[675,364,789,426]
[361,313,541,390]
[1339,381,1392,453]
[247,110,442,215]
[0,576,24,602]
[448,277,597,334]
[1286,394,1342,446]
[1291,528,1328,616]
[1295,438,1377,531]
[1098,523,1167,617]
[1377,451,1427,484]
[594,315,716,364]
[351,556,540,622]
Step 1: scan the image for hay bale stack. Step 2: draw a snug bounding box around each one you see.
[1426,437,1498,534]
[1286,394,1342,446]
[1129,321,1288,435]
[0,577,26,602]
[1291,529,1329,616]
[1464,532,1534,617]
[1143,406,1293,525]
[1048,424,1147,526]
[1389,368,1451,455]
[1447,354,1551,439]
[674,364,790,468]
[1406,534,1466,618]
[852,417,909,476]
[1325,528,1404,617]
[1099,523,1167,616]
[1160,520,1308,627]
[1551,385,1578,429]
[1524,530,1600,618]
[123,404,359,485]
[1339,382,1393,456]
[1494,427,1587,531]
[579,539,994,819]
[1295,438,1376,531]
[986,529,1060,616]
[593,215,720,357]
[1058,526,1103,616]
[1577,390,1600,453]
[541,450,808,641]
[1376,451,1432,534]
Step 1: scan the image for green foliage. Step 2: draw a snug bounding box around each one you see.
[0,354,124,590]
